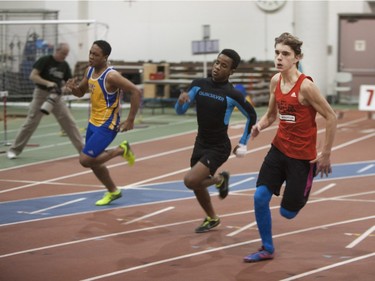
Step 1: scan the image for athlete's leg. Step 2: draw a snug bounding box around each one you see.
[79,125,120,167]
[280,159,315,219]
[184,162,221,219]
[80,124,122,193]
[280,207,298,219]
[254,185,274,253]
[91,164,117,193]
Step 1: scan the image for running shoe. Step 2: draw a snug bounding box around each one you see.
[7,150,17,160]
[119,140,135,166]
[95,190,122,206]
[215,171,230,199]
[243,246,274,263]
[195,216,221,233]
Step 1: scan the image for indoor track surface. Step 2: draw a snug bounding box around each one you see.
[0,107,374,281]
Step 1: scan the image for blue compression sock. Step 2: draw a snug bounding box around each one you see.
[254,185,274,253]
[280,207,298,219]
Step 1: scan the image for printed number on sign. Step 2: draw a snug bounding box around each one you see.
[359,85,375,111]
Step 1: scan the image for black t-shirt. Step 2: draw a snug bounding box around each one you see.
[176,78,257,145]
[33,55,72,89]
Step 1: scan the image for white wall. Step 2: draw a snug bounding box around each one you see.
[1,0,372,95]
[65,0,295,63]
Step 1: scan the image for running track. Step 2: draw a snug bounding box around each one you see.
[0,109,374,280]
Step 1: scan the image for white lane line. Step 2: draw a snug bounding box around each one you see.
[0,146,194,194]
[312,183,336,196]
[2,179,375,228]
[1,197,374,259]
[124,207,175,225]
[121,168,190,188]
[0,144,257,194]
[0,116,367,173]
[346,225,375,249]
[229,176,255,187]
[279,252,375,281]
[0,178,102,189]
[17,198,86,215]
[226,221,257,237]
[2,118,195,156]
[80,215,375,281]
[357,164,375,173]
[1,120,374,194]
[222,178,256,234]
[331,132,375,151]
[211,176,255,198]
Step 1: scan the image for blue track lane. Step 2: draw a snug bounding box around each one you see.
[1,161,374,226]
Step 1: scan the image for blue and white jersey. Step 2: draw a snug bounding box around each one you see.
[175,78,257,145]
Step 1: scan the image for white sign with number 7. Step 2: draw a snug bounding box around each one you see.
[359,85,375,111]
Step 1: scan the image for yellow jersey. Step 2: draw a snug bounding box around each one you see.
[87,66,120,130]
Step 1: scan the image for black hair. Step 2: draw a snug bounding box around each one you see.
[93,40,112,57]
[220,49,241,69]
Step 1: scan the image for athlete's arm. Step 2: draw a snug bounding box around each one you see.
[300,79,337,177]
[65,68,89,98]
[107,70,142,132]
[175,86,197,115]
[230,91,257,146]
[251,74,279,139]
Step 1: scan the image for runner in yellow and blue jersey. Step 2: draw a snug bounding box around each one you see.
[66,40,141,206]
[87,66,121,131]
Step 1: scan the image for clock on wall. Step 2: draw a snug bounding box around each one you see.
[256,0,287,12]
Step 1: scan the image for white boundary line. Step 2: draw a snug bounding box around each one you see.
[1,189,374,259]
[346,225,375,249]
[226,222,257,237]
[1,171,374,227]
[1,127,374,195]
[124,207,175,225]
[0,114,373,279]
[279,252,375,281]
[0,115,368,173]
[0,114,372,196]
[331,132,375,151]
[312,183,336,196]
[17,198,86,215]
[357,164,375,173]
[79,215,375,281]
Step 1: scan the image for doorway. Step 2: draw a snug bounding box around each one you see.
[338,14,375,103]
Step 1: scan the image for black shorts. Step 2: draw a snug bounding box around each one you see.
[190,137,231,176]
[256,145,316,212]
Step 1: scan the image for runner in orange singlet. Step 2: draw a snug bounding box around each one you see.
[243,32,337,263]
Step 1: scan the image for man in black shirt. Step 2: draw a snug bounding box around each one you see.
[175,49,257,233]
[7,43,83,159]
